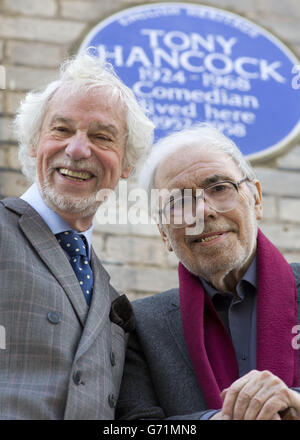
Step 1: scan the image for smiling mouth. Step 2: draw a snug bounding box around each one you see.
[197,234,221,243]
[192,231,228,243]
[57,168,94,182]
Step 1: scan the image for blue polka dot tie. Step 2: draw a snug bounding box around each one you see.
[56,231,93,306]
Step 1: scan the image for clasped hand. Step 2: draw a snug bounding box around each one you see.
[210,370,300,420]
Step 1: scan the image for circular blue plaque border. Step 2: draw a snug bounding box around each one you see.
[79,2,300,162]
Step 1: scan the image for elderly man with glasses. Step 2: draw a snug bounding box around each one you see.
[117,123,300,420]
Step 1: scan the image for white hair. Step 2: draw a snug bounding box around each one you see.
[139,122,257,198]
[15,51,155,182]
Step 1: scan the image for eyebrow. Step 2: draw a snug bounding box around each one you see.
[49,116,119,137]
[88,121,118,136]
[200,174,235,187]
[50,116,75,127]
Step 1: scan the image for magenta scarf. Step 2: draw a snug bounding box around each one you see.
[179,229,299,409]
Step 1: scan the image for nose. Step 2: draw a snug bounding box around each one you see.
[194,192,218,220]
[203,199,218,220]
[65,132,92,160]
[185,198,217,236]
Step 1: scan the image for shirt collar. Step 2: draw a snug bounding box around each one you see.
[21,183,93,258]
[199,255,257,300]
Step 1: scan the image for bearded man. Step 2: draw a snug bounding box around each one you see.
[0,52,153,419]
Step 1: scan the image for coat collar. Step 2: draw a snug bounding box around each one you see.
[3,197,90,326]
[162,290,196,373]
[74,248,113,361]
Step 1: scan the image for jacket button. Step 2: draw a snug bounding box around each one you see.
[110,351,116,366]
[47,311,61,324]
[108,393,116,408]
[73,370,84,385]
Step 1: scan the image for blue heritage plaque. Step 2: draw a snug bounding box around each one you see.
[80,3,300,160]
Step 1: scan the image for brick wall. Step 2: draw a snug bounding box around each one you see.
[0,0,300,299]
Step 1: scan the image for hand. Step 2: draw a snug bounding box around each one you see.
[209,411,232,420]
[218,370,300,420]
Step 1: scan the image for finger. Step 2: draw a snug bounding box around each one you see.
[279,407,299,420]
[285,389,300,418]
[232,380,263,420]
[243,373,290,420]
[256,395,289,420]
[270,413,281,420]
[243,385,282,420]
[221,371,260,419]
[279,407,294,420]
[221,387,240,419]
[220,388,228,400]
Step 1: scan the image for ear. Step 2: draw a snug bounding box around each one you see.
[29,145,37,158]
[121,165,134,179]
[253,180,263,220]
[157,222,173,252]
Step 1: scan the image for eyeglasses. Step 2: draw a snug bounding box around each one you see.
[160,178,249,228]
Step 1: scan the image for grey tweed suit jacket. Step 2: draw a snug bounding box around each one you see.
[116,264,300,420]
[0,197,127,420]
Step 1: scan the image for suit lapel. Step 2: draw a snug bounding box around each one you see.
[164,294,196,373]
[3,198,88,326]
[17,203,117,360]
[74,248,113,361]
[163,292,207,405]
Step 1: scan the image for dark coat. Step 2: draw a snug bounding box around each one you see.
[116,264,300,420]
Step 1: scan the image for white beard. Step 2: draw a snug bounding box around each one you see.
[38,179,101,217]
[37,159,104,217]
